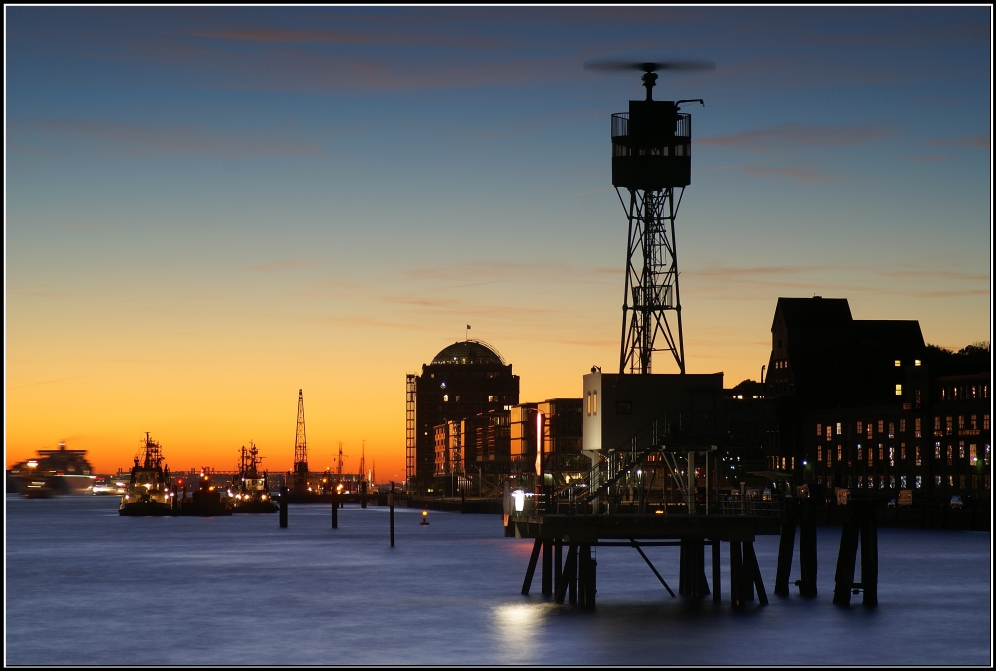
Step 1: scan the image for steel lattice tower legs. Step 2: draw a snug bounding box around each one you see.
[618,187,685,375]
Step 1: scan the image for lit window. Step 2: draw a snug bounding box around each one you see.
[867,423,874,439]
[896,384,902,396]
[816,423,822,437]
[970,414,977,430]
[958,415,965,430]
[915,418,921,438]
[826,425,832,441]
[878,420,884,433]
[879,445,884,461]
[888,446,895,466]
[958,441,964,459]
[900,475,907,488]
[890,475,895,488]
[443,394,449,402]
[900,419,906,433]
[888,422,895,438]
[836,422,842,435]
[947,475,953,487]
[934,442,941,459]
[946,445,952,466]
[593,391,597,415]
[900,444,906,460]
[857,421,863,434]
[868,448,873,467]
[837,445,842,461]
[970,444,977,466]
[985,415,990,431]
[936,475,942,486]
[915,475,922,489]
[894,360,901,367]
[946,417,953,434]
[857,445,863,460]
[914,359,921,366]
[915,446,921,466]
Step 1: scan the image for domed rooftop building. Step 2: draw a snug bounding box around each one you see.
[431,340,507,366]
[407,340,519,486]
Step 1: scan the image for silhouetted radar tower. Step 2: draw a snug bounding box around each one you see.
[294,389,308,477]
[588,60,712,374]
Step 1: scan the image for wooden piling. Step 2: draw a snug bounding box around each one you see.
[389,482,395,547]
[712,540,721,603]
[833,500,861,606]
[860,500,878,607]
[568,543,578,604]
[555,543,577,604]
[542,539,553,596]
[361,480,367,509]
[695,539,710,597]
[743,541,768,605]
[554,538,563,597]
[775,496,798,596]
[522,538,543,595]
[729,541,746,608]
[579,544,596,608]
[799,497,818,597]
[331,488,338,529]
[279,485,288,528]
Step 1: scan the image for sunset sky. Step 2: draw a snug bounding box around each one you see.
[6,7,991,477]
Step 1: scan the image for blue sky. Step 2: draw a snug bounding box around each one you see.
[5,7,991,472]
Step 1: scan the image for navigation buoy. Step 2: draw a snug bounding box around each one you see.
[420,510,429,525]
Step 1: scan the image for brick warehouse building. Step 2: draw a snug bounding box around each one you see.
[763,296,990,505]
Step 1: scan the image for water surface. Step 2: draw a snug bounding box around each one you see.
[5,495,991,665]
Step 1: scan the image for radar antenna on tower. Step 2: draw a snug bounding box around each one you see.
[585,59,713,374]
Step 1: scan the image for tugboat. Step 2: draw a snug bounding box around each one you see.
[177,468,233,516]
[230,442,278,514]
[119,433,173,516]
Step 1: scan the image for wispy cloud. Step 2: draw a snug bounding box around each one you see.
[13,118,320,158]
[700,122,897,151]
[927,135,989,149]
[740,165,839,183]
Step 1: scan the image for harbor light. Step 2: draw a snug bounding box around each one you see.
[511,489,525,512]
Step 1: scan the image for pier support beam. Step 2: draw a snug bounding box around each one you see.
[554,538,563,597]
[555,543,577,604]
[743,541,768,605]
[729,541,746,607]
[799,498,818,597]
[712,539,721,603]
[542,539,553,597]
[578,544,596,608]
[834,499,878,607]
[775,496,798,596]
[679,538,710,597]
[522,539,543,595]
[279,485,288,528]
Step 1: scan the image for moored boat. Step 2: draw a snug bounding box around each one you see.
[230,442,278,514]
[119,433,173,516]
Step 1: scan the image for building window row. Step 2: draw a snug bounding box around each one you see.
[941,384,989,401]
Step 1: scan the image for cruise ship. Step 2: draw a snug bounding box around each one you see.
[8,442,97,497]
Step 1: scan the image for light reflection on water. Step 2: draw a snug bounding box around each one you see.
[5,495,990,665]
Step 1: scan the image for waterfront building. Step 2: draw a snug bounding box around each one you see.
[410,340,519,487]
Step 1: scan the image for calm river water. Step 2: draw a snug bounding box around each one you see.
[5,495,991,665]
